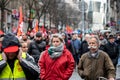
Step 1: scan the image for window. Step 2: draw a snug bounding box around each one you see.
[103,3,106,13]
[93,2,101,12]
[89,1,93,12]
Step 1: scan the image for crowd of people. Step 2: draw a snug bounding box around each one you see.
[0,30,120,80]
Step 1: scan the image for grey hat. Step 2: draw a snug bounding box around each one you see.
[108,34,115,39]
[61,33,65,36]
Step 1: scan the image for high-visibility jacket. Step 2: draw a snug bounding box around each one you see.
[0,53,26,80]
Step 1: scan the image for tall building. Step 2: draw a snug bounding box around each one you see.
[116,0,120,30]
[84,0,107,31]
[0,0,43,33]
[106,0,117,33]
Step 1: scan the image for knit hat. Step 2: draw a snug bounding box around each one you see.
[61,33,65,36]
[108,34,115,39]
[72,31,78,35]
[2,33,21,53]
[36,32,42,37]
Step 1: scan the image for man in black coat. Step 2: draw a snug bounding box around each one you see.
[103,34,119,67]
[28,32,46,63]
[80,34,90,57]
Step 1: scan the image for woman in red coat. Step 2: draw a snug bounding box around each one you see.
[38,33,75,80]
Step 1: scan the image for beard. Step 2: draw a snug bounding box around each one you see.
[23,38,27,41]
[30,36,34,40]
[36,40,42,43]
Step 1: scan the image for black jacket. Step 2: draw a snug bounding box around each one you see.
[103,41,119,67]
[80,40,89,56]
[28,40,46,63]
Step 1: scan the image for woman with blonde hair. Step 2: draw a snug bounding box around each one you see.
[38,33,75,80]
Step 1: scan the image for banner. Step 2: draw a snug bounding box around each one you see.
[17,7,23,37]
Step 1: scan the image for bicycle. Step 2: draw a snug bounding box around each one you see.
[98,77,120,80]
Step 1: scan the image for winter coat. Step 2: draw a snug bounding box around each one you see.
[28,40,46,63]
[39,46,75,80]
[80,40,89,56]
[115,39,120,66]
[78,50,115,80]
[69,39,81,55]
[99,38,108,50]
[117,44,120,66]
[0,53,39,80]
[103,41,119,67]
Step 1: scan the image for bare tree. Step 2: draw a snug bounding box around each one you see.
[34,0,50,28]
[0,0,11,31]
[23,0,35,31]
[20,0,50,31]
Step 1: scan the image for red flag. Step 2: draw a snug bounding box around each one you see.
[35,20,39,32]
[17,7,23,37]
[66,25,73,33]
[40,26,47,37]
[32,19,39,33]
[40,26,45,33]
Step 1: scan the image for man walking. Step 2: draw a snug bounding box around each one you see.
[78,36,115,80]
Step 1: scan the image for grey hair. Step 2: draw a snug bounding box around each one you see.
[89,35,100,45]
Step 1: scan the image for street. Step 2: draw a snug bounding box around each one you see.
[69,69,83,80]
[69,68,120,80]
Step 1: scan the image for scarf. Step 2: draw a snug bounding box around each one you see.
[89,50,99,58]
[48,43,64,59]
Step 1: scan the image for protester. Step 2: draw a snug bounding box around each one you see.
[78,36,115,80]
[99,34,108,50]
[19,33,31,47]
[28,31,46,63]
[80,34,91,56]
[0,36,4,53]
[39,33,74,80]
[115,33,120,79]
[0,33,39,80]
[61,32,69,49]
[29,32,35,41]
[0,30,4,53]
[69,31,81,65]
[103,34,119,67]
[21,42,28,53]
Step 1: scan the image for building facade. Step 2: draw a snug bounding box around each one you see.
[0,0,43,33]
[116,0,120,30]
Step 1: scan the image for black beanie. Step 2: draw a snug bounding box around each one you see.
[2,33,21,49]
[36,32,42,37]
